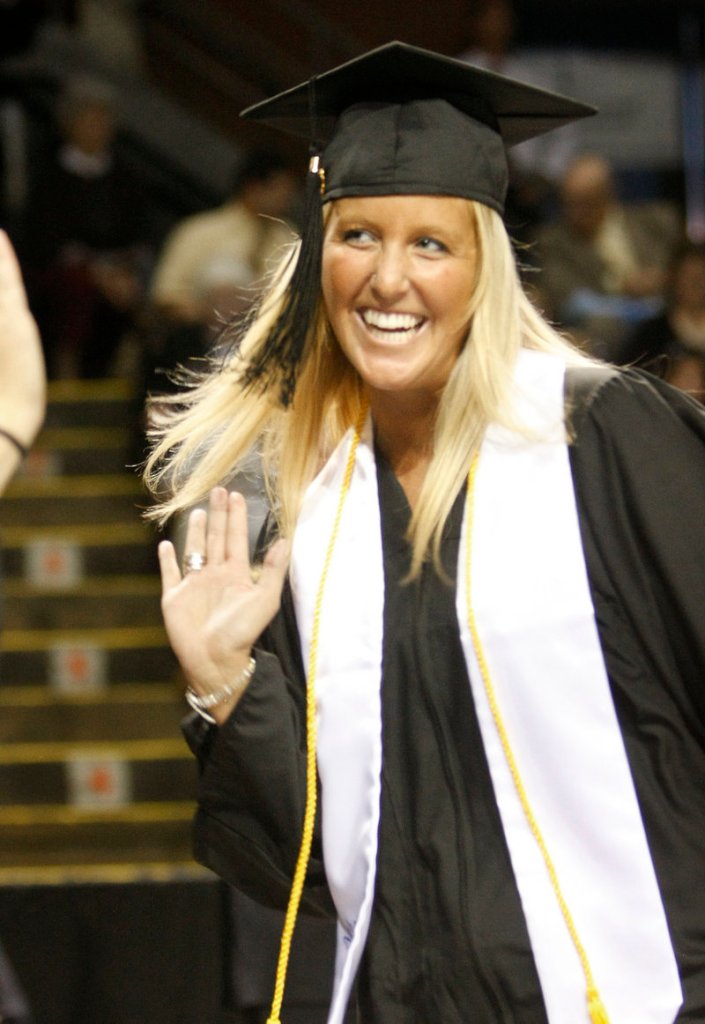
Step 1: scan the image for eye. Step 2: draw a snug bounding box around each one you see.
[416,236,448,254]
[341,228,376,245]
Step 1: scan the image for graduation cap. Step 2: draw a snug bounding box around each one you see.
[238,41,596,403]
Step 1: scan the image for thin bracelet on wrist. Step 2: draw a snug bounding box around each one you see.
[185,655,256,724]
[0,427,28,460]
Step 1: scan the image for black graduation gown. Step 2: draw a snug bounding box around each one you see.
[185,367,705,1023]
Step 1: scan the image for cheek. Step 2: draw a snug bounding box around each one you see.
[322,249,370,315]
[321,254,346,321]
[430,269,475,327]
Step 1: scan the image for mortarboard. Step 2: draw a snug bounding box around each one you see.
[238,41,596,402]
[242,41,596,212]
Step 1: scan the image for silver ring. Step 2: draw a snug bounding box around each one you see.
[183,551,207,574]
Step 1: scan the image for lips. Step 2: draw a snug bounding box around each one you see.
[359,308,425,341]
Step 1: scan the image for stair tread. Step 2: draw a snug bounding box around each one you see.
[0,684,180,706]
[0,861,209,886]
[3,475,143,498]
[47,379,136,402]
[35,426,132,450]
[0,738,188,764]
[2,625,170,650]
[0,523,156,545]
[0,801,193,824]
[4,576,161,596]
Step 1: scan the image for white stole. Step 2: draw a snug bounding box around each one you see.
[291,416,384,1024]
[290,349,682,1024]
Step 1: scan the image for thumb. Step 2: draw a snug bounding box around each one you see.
[256,537,291,600]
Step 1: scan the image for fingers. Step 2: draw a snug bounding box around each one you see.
[205,486,228,565]
[257,537,290,606]
[186,489,249,572]
[225,490,251,569]
[0,231,30,321]
[182,505,207,566]
[264,537,290,571]
[158,539,181,592]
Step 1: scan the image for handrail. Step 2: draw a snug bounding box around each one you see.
[140,0,365,102]
[141,0,304,96]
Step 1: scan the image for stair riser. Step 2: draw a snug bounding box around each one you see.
[1,544,159,578]
[0,647,179,685]
[0,760,197,805]
[44,400,140,430]
[3,593,163,631]
[0,494,145,527]
[0,820,193,864]
[25,448,135,476]
[0,702,184,743]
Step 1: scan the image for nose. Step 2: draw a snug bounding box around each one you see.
[370,244,409,302]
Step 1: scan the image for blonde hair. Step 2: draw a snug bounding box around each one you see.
[144,200,595,574]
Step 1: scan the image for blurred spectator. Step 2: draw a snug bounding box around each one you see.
[533,153,682,357]
[20,74,152,379]
[142,148,296,443]
[621,241,705,401]
[458,0,577,236]
[150,148,296,327]
[0,1,50,235]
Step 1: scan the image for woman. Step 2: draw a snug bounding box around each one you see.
[147,44,704,1024]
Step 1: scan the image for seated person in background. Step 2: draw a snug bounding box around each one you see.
[533,153,682,359]
[20,75,151,379]
[149,148,297,326]
[142,152,296,459]
[621,241,705,402]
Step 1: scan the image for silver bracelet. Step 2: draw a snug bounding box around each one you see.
[0,426,28,459]
[185,656,256,724]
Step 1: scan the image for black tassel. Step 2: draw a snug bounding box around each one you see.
[243,74,325,406]
[242,154,324,406]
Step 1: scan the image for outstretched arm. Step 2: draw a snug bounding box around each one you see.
[0,230,46,494]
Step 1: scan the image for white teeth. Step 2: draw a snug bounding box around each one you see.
[361,309,423,331]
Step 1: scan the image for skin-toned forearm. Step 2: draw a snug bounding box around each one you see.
[0,230,46,495]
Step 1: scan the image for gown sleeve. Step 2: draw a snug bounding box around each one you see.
[567,366,705,726]
[182,575,335,917]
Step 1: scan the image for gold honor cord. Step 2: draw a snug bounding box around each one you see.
[267,404,368,1024]
[465,455,610,1024]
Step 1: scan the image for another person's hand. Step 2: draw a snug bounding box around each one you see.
[0,230,46,493]
[159,487,289,724]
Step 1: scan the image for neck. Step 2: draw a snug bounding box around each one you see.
[370,391,438,508]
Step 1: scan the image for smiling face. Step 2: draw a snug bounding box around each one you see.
[321,195,478,408]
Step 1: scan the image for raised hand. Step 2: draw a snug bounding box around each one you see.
[159,486,289,724]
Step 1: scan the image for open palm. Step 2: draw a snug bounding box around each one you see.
[159,487,289,715]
